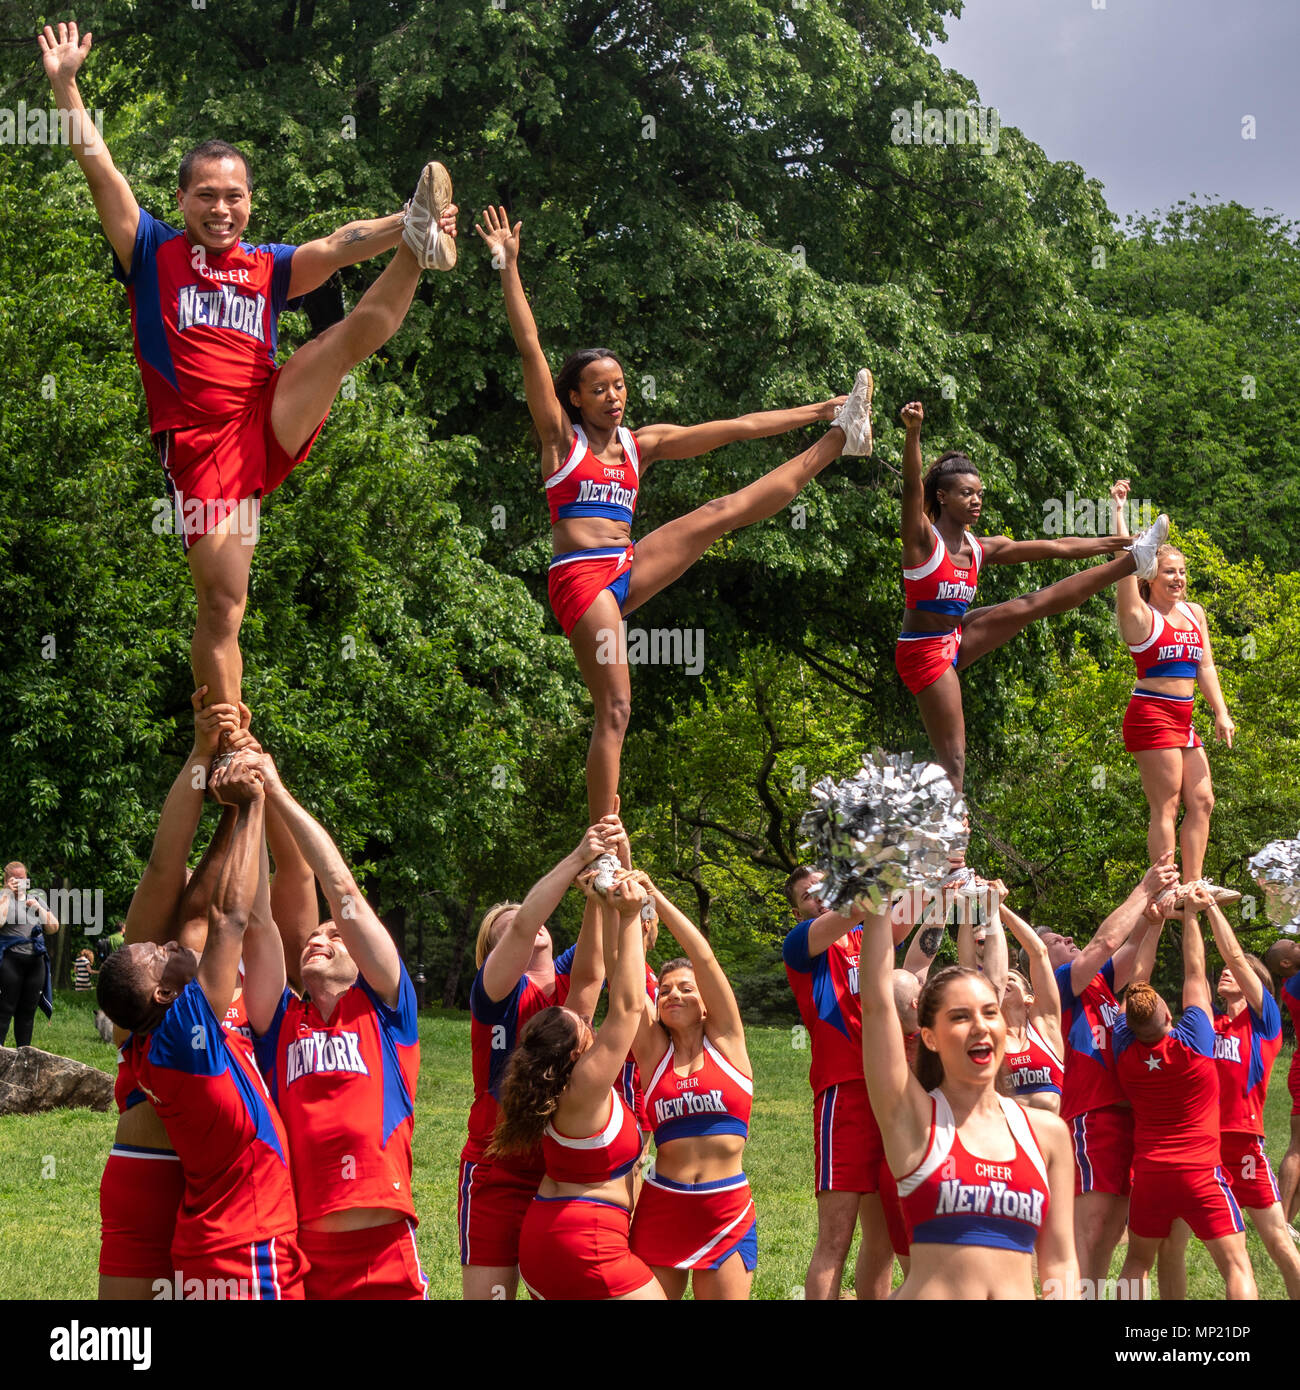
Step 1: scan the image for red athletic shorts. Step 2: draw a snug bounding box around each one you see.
[518,1197,654,1300]
[814,1080,884,1193]
[157,368,326,552]
[1069,1105,1134,1197]
[895,628,961,695]
[297,1218,428,1300]
[1219,1132,1282,1210]
[1122,690,1202,753]
[1128,1166,1245,1242]
[457,1155,544,1267]
[630,1169,758,1271]
[547,544,635,636]
[99,1144,185,1279]
[170,1233,307,1300]
[1289,1053,1300,1117]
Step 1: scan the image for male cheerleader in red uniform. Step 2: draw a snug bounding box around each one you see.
[783,867,919,1298]
[97,754,304,1299]
[1163,900,1300,1298]
[1113,887,1257,1300]
[1038,855,1179,1291]
[248,753,426,1299]
[1265,936,1300,1226]
[40,22,458,717]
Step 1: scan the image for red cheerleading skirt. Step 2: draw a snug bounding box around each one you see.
[629,1169,757,1271]
[895,628,961,695]
[547,544,635,636]
[1122,689,1202,752]
[518,1196,654,1300]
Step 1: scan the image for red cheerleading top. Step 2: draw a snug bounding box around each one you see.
[903,530,983,618]
[112,209,301,434]
[897,1090,1050,1254]
[543,1089,643,1185]
[1113,1006,1221,1171]
[255,968,420,1224]
[1004,1021,1065,1099]
[1128,601,1205,681]
[644,1035,752,1146]
[1056,959,1127,1119]
[545,425,641,526]
[116,987,250,1114]
[123,980,297,1256]
[1213,994,1283,1136]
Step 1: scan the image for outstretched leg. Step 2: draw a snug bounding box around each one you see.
[912,666,966,795]
[957,552,1137,669]
[569,589,632,821]
[270,240,423,458]
[622,427,844,612]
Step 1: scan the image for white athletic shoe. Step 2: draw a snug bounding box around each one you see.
[402,161,456,271]
[833,368,874,457]
[590,854,620,895]
[1127,511,1169,581]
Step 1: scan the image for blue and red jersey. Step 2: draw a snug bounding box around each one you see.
[1213,993,1282,1136]
[1282,976,1300,1048]
[1114,1005,1221,1171]
[255,965,420,1224]
[783,919,863,1097]
[1056,958,1126,1119]
[545,425,641,526]
[113,209,300,434]
[1128,602,1205,681]
[123,980,296,1255]
[115,988,250,1113]
[902,530,983,618]
[463,944,575,1169]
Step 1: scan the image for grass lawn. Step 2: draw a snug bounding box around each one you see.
[1,990,1293,1300]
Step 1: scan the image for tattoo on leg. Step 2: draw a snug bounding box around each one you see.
[341,227,372,245]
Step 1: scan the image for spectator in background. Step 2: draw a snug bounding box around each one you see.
[74,949,98,991]
[0,860,60,1046]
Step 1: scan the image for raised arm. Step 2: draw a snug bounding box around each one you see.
[978,533,1129,566]
[633,397,844,467]
[860,905,931,1174]
[568,878,648,1106]
[804,905,867,959]
[287,201,458,299]
[564,885,606,1022]
[899,401,933,564]
[1109,479,1149,643]
[237,830,287,1036]
[1003,905,1062,1051]
[902,913,945,983]
[1072,855,1178,995]
[38,25,140,270]
[481,824,610,1003]
[1190,605,1235,749]
[1122,905,1167,989]
[196,762,266,1017]
[124,688,240,947]
[640,874,748,1071]
[1204,900,1265,1016]
[475,206,570,465]
[256,754,400,1006]
[1179,890,1213,1016]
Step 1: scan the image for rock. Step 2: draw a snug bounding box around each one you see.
[0,1045,114,1115]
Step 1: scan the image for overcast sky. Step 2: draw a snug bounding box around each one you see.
[928,0,1299,229]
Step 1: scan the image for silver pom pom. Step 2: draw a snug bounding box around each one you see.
[801,750,968,914]
[1248,838,1300,927]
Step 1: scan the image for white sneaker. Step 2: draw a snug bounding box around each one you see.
[1128,512,1169,581]
[402,161,456,271]
[591,854,620,895]
[833,368,874,457]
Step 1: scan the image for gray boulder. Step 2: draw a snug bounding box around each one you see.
[0,1045,114,1114]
